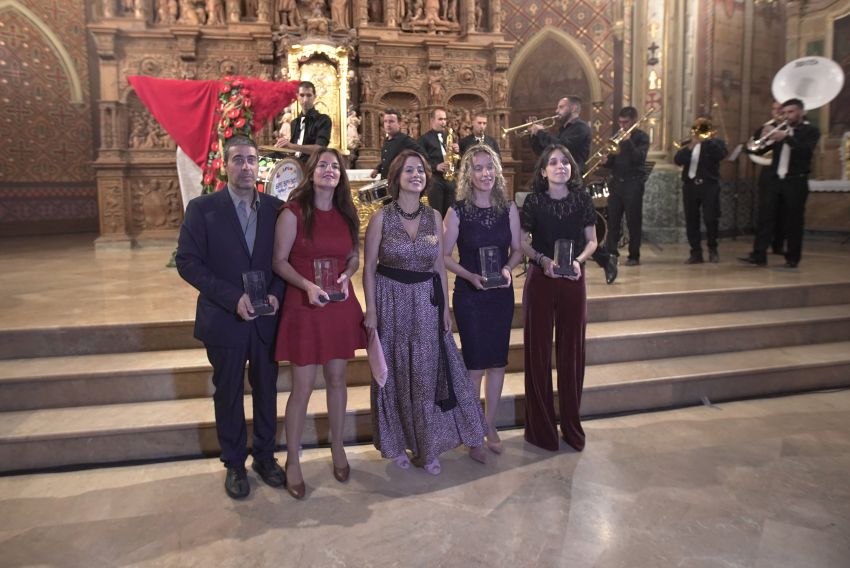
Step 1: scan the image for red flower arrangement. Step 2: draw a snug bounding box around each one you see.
[202,77,255,193]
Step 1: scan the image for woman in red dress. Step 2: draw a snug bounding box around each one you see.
[273,148,367,499]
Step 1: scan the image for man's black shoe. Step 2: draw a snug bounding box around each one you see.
[225,465,250,499]
[252,457,287,488]
[625,258,640,266]
[708,249,719,263]
[738,255,766,267]
[783,261,799,269]
[685,255,703,264]
[604,256,618,284]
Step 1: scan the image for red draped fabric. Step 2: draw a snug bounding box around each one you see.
[127,76,299,167]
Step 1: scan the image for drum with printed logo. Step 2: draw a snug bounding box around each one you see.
[258,157,303,201]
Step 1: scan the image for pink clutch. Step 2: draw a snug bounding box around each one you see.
[367,328,388,387]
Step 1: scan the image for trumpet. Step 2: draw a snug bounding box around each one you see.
[583,108,655,179]
[746,120,788,153]
[501,114,560,138]
[672,117,716,149]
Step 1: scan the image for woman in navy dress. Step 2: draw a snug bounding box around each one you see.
[273,148,367,498]
[442,144,522,453]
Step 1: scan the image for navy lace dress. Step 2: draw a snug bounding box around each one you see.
[451,200,515,370]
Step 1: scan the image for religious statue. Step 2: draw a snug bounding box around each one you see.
[474,0,483,31]
[305,0,329,34]
[244,0,258,18]
[330,0,349,30]
[178,0,202,24]
[257,0,270,22]
[206,0,225,25]
[367,0,381,23]
[494,76,507,106]
[226,0,241,22]
[440,0,455,22]
[428,71,442,104]
[278,108,293,141]
[103,0,115,18]
[419,0,438,23]
[276,0,300,27]
[346,111,361,149]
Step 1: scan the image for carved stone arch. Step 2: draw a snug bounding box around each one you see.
[506,26,602,104]
[378,91,423,138]
[0,0,84,103]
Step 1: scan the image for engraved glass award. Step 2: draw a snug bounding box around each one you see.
[553,239,576,277]
[241,270,275,315]
[479,246,507,289]
[313,258,345,302]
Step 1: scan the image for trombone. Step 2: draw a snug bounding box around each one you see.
[672,117,716,149]
[501,114,560,138]
[583,108,655,179]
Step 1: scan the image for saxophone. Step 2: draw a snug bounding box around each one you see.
[444,127,459,182]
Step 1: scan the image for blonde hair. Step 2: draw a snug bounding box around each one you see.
[455,144,508,212]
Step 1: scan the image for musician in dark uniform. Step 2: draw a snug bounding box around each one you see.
[740,98,820,268]
[603,106,650,266]
[747,101,787,255]
[673,118,727,263]
[418,108,459,217]
[274,81,332,163]
[459,113,501,158]
[370,108,423,180]
[530,96,618,284]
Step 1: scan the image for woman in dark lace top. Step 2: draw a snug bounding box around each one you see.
[520,144,597,452]
[442,144,522,454]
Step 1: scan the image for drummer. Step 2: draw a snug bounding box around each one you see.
[275,81,332,163]
[370,109,424,179]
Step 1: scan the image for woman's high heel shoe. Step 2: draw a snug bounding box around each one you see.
[284,461,305,499]
[333,463,351,483]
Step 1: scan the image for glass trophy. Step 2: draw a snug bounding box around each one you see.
[313,258,345,302]
[553,239,576,277]
[479,246,507,289]
[241,271,275,315]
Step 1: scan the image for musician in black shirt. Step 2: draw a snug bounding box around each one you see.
[458,113,501,158]
[274,81,332,162]
[673,123,727,263]
[603,106,650,266]
[740,98,820,268]
[370,109,424,180]
[529,96,617,283]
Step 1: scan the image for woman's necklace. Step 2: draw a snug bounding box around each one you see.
[394,200,423,220]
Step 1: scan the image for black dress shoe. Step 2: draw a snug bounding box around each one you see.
[783,261,799,269]
[685,255,704,264]
[225,465,250,499]
[708,249,719,263]
[625,258,640,266]
[738,255,766,267]
[604,256,618,284]
[252,457,287,488]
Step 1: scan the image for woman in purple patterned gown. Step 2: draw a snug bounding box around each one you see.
[363,149,487,475]
[442,144,522,454]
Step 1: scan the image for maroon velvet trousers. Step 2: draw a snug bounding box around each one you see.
[522,264,587,451]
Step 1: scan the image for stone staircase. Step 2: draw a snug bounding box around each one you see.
[2,281,850,473]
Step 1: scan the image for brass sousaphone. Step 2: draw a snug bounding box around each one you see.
[748,56,845,165]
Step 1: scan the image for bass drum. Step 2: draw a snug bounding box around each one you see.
[357,179,390,205]
[258,156,303,201]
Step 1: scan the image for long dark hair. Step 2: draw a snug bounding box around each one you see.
[386,149,432,200]
[529,144,584,194]
[287,148,359,245]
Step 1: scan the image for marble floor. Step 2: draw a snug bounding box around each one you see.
[1,233,849,330]
[0,390,848,567]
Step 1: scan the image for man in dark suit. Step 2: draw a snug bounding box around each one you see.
[459,112,501,158]
[176,135,286,499]
[370,108,423,179]
[740,98,820,268]
[274,81,332,163]
[603,106,650,266]
[418,107,459,217]
[674,120,728,264]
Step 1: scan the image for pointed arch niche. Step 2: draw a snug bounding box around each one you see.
[0,0,83,104]
[505,26,603,182]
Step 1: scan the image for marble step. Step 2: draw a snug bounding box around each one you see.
[3,282,849,360]
[2,341,849,472]
[3,303,850,411]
